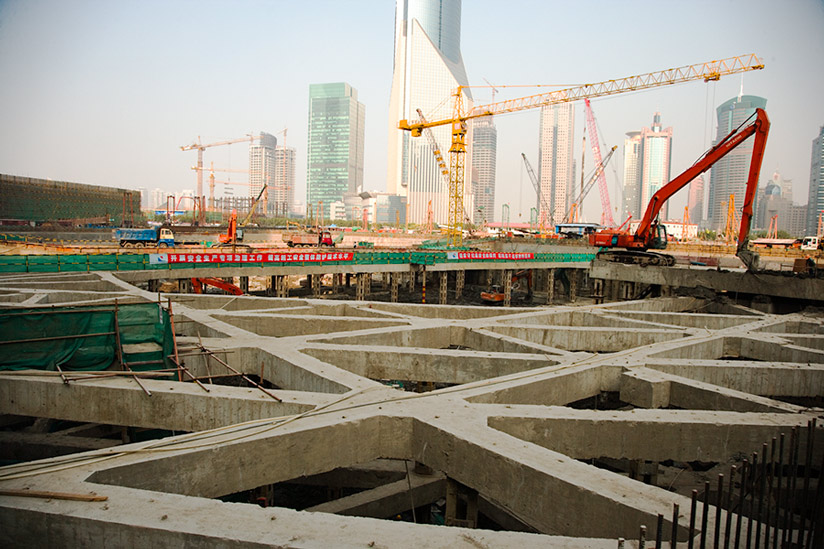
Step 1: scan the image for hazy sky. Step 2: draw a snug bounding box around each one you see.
[1,0,823,222]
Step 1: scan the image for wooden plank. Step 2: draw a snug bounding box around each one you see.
[0,489,107,502]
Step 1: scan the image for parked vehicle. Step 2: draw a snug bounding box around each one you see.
[801,236,822,251]
[283,231,335,247]
[115,227,175,248]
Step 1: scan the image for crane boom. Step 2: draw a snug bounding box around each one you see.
[520,153,552,217]
[584,99,614,226]
[398,54,765,246]
[563,145,618,223]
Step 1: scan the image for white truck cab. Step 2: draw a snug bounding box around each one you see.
[801,236,820,251]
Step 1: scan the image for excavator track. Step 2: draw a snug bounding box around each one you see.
[596,250,676,267]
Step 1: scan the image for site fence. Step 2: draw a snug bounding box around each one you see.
[0,251,596,274]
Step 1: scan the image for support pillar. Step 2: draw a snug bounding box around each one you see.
[486,270,493,289]
[503,269,512,307]
[178,278,192,294]
[311,274,321,297]
[345,273,351,288]
[569,270,578,302]
[421,267,427,303]
[445,478,479,528]
[592,279,604,305]
[621,281,635,300]
[331,273,340,293]
[356,273,366,301]
[239,276,249,293]
[390,272,399,303]
[546,269,555,304]
[408,270,415,292]
[455,270,465,300]
[148,279,159,293]
[275,275,289,298]
[439,271,448,305]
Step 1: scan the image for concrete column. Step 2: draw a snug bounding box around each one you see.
[486,270,493,288]
[455,270,465,300]
[445,478,478,528]
[660,285,672,297]
[356,273,366,301]
[547,269,555,304]
[365,273,371,297]
[390,273,399,303]
[311,274,321,297]
[178,278,192,294]
[621,281,635,300]
[592,279,604,305]
[408,270,415,292]
[439,271,448,305]
[345,273,351,288]
[331,273,339,292]
[503,270,512,307]
[569,269,578,302]
[148,279,159,293]
[381,272,389,288]
[239,276,249,293]
[276,275,289,298]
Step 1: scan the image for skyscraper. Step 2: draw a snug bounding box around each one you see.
[272,146,296,218]
[708,95,767,229]
[807,125,824,236]
[639,113,673,221]
[307,83,365,218]
[471,117,496,223]
[538,102,575,225]
[249,132,277,214]
[622,131,642,222]
[621,114,673,222]
[387,0,472,224]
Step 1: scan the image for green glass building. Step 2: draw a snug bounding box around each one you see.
[307,83,365,219]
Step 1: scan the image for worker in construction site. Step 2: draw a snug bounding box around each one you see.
[805,255,817,277]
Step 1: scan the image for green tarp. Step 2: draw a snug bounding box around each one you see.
[0,302,175,372]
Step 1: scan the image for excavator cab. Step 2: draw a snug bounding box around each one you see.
[648,224,668,250]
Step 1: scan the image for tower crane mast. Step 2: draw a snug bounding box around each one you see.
[399,54,765,246]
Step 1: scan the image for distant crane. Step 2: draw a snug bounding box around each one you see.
[584,98,615,226]
[399,54,765,246]
[181,135,260,224]
[520,153,552,230]
[562,145,618,224]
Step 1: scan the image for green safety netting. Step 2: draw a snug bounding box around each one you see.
[0,302,175,372]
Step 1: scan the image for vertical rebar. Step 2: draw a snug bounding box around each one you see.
[700,481,710,549]
[640,525,647,549]
[765,437,776,549]
[737,459,748,549]
[688,490,698,549]
[782,427,798,548]
[656,514,664,549]
[724,465,736,549]
[801,419,816,547]
[755,442,768,549]
[747,452,758,549]
[805,444,824,549]
[671,503,680,549]
[773,434,785,549]
[714,474,724,549]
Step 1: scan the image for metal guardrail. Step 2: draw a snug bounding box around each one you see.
[0,251,596,274]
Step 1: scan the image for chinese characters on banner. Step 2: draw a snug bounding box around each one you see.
[160,252,355,264]
[445,252,534,260]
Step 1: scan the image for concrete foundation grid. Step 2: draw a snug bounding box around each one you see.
[0,270,822,547]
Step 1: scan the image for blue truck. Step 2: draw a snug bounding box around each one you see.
[114,227,175,248]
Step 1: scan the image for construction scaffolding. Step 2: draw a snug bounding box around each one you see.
[0,174,143,226]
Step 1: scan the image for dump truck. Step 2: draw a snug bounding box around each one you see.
[282,231,334,248]
[114,227,175,248]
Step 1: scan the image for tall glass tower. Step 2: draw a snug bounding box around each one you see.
[249,132,277,215]
[807,125,824,236]
[639,112,673,221]
[307,83,365,219]
[471,117,496,224]
[387,0,473,224]
[708,95,767,229]
[538,102,575,225]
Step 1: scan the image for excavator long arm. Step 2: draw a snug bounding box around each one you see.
[636,108,769,256]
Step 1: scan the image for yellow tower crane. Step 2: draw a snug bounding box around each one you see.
[399,54,764,246]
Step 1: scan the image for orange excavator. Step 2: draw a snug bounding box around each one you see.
[590,108,770,270]
[481,270,533,304]
[191,277,243,296]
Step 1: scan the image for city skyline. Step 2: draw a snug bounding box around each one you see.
[0,1,822,225]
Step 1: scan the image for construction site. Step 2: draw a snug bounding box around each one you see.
[1,53,824,547]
